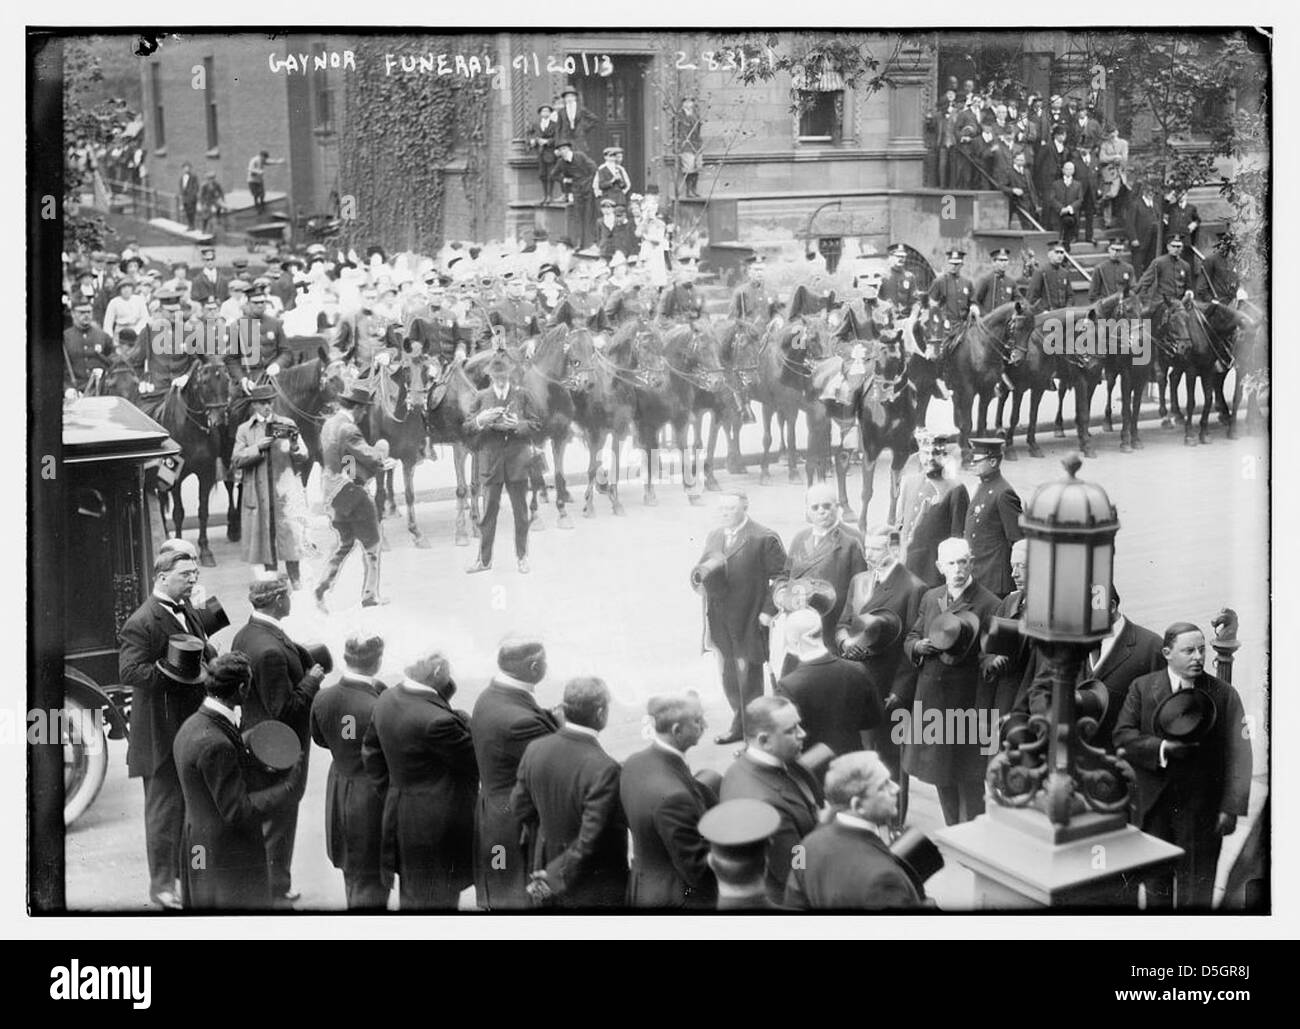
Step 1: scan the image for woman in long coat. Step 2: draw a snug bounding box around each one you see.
[232,386,311,584]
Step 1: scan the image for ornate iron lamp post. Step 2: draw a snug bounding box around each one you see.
[986,453,1136,838]
[932,454,1181,907]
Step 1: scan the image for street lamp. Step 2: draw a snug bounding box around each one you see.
[986,453,1135,833]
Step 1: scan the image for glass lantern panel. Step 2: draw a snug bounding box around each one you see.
[1051,541,1089,635]
[1025,537,1054,631]
[1090,543,1113,634]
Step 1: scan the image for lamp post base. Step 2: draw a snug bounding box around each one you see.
[933,804,1182,909]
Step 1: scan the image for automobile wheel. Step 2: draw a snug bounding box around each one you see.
[63,694,108,826]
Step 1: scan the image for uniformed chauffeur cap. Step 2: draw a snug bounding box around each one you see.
[228,278,250,293]
[888,244,908,259]
[1049,241,1068,253]
[991,248,1010,260]
[946,249,966,263]
[698,799,781,862]
[1107,239,1124,252]
[72,299,93,312]
[969,436,1006,459]
[155,287,183,306]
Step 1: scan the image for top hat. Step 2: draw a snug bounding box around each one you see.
[927,610,981,665]
[984,614,1025,658]
[194,596,230,637]
[846,608,904,654]
[772,578,837,616]
[155,634,207,685]
[242,720,301,773]
[1153,685,1218,743]
[1075,677,1110,729]
[336,383,374,407]
[889,828,945,893]
[304,642,333,675]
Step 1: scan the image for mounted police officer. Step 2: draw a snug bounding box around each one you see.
[63,298,113,395]
[1090,238,1136,302]
[728,254,782,324]
[226,284,290,427]
[878,245,920,314]
[1026,241,1073,313]
[974,248,1018,313]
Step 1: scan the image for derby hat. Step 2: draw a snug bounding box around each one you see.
[772,578,837,616]
[984,615,1025,657]
[304,642,333,675]
[928,610,981,665]
[845,608,904,653]
[336,383,374,407]
[155,634,207,685]
[194,596,230,637]
[247,384,277,403]
[242,720,301,774]
[1154,685,1218,743]
[889,828,945,893]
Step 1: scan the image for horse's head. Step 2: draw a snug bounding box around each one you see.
[872,333,914,407]
[558,328,598,393]
[190,358,231,430]
[722,320,763,392]
[631,324,668,390]
[1163,300,1193,352]
[1002,300,1035,351]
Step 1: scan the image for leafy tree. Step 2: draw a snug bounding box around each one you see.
[62,38,139,254]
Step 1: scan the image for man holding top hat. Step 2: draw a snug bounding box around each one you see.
[316,383,392,610]
[465,353,542,575]
[119,549,219,909]
[1113,622,1252,908]
[232,384,311,587]
[901,537,1000,825]
[784,751,925,910]
[692,490,787,745]
[232,573,326,906]
[309,632,389,909]
[173,651,299,910]
[963,436,1024,599]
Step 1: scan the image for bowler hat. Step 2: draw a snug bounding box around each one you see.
[194,596,230,637]
[560,86,578,99]
[1153,686,1218,743]
[890,828,945,892]
[336,383,374,407]
[155,634,207,685]
[304,642,333,674]
[928,610,981,665]
[984,614,1025,657]
[846,608,904,653]
[247,384,277,403]
[242,720,301,773]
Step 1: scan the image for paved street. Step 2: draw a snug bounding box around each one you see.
[65,410,1269,912]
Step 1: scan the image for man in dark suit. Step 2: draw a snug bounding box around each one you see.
[470,637,558,909]
[465,354,541,574]
[554,140,599,251]
[1026,241,1074,314]
[998,149,1039,229]
[1033,126,1072,223]
[1126,183,1160,276]
[1049,161,1086,251]
[620,692,718,908]
[174,652,294,910]
[118,549,217,910]
[901,537,1001,825]
[837,525,926,823]
[1113,622,1253,909]
[511,677,627,908]
[785,751,923,909]
[231,574,325,906]
[1072,148,1100,245]
[719,695,823,905]
[309,632,388,909]
[178,162,200,230]
[556,85,599,156]
[984,540,1034,719]
[363,650,478,910]
[188,245,228,305]
[769,483,866,674]
[777,609,882,756]
[899,429,969,589]
[1163,191,1201,253]
[1019,587,1165,752]
[528,103,559,203]
[692,489,788,744]
[964,437,1023,599]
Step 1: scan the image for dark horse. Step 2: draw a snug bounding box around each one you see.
[152,359,232,566]
[520,325,579,530]
[945,301,1034,460]
[568,323,638,516]
[751,313,829,484]
[1160,298,1253,446]
[632,320,708,506]
[708,315,765,478]
[899,303,949,429]
[365,337,435,549]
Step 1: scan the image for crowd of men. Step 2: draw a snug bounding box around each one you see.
[115,403,1252,912]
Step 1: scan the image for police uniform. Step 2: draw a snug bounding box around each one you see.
[1196,251,1239,303]
[1026,254,1073,313]
[63,308,113,390]
[927,258,976,324]
[1089,254,1136,302]
[963,439,1024,599]
[878,247,919,311]
[1135,251,1191,306]
[974,253,1018,312]
[489,294,541,345]
[657,280,704,322]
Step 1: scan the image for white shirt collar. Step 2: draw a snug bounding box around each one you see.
[342,672,376,687]
[651,737,687,763]
[726,517,749,539]
[400,678,438,695]
[1167,666,1194,694]
[202,696,240,727]
[835,811,884,839]
[745,745,782,769]
[1093,614,1126,668]
[494,671,536,693]
[564,722,599,739]
[249,610,280,627]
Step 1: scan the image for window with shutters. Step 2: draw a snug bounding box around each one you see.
[793,60,845,143]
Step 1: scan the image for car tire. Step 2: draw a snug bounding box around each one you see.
[63,694,109,826]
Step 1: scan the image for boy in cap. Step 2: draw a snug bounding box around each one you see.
[528,102,560,203]
[595,145,631,208]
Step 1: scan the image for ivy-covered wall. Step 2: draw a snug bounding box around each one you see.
[339,34,495,253]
